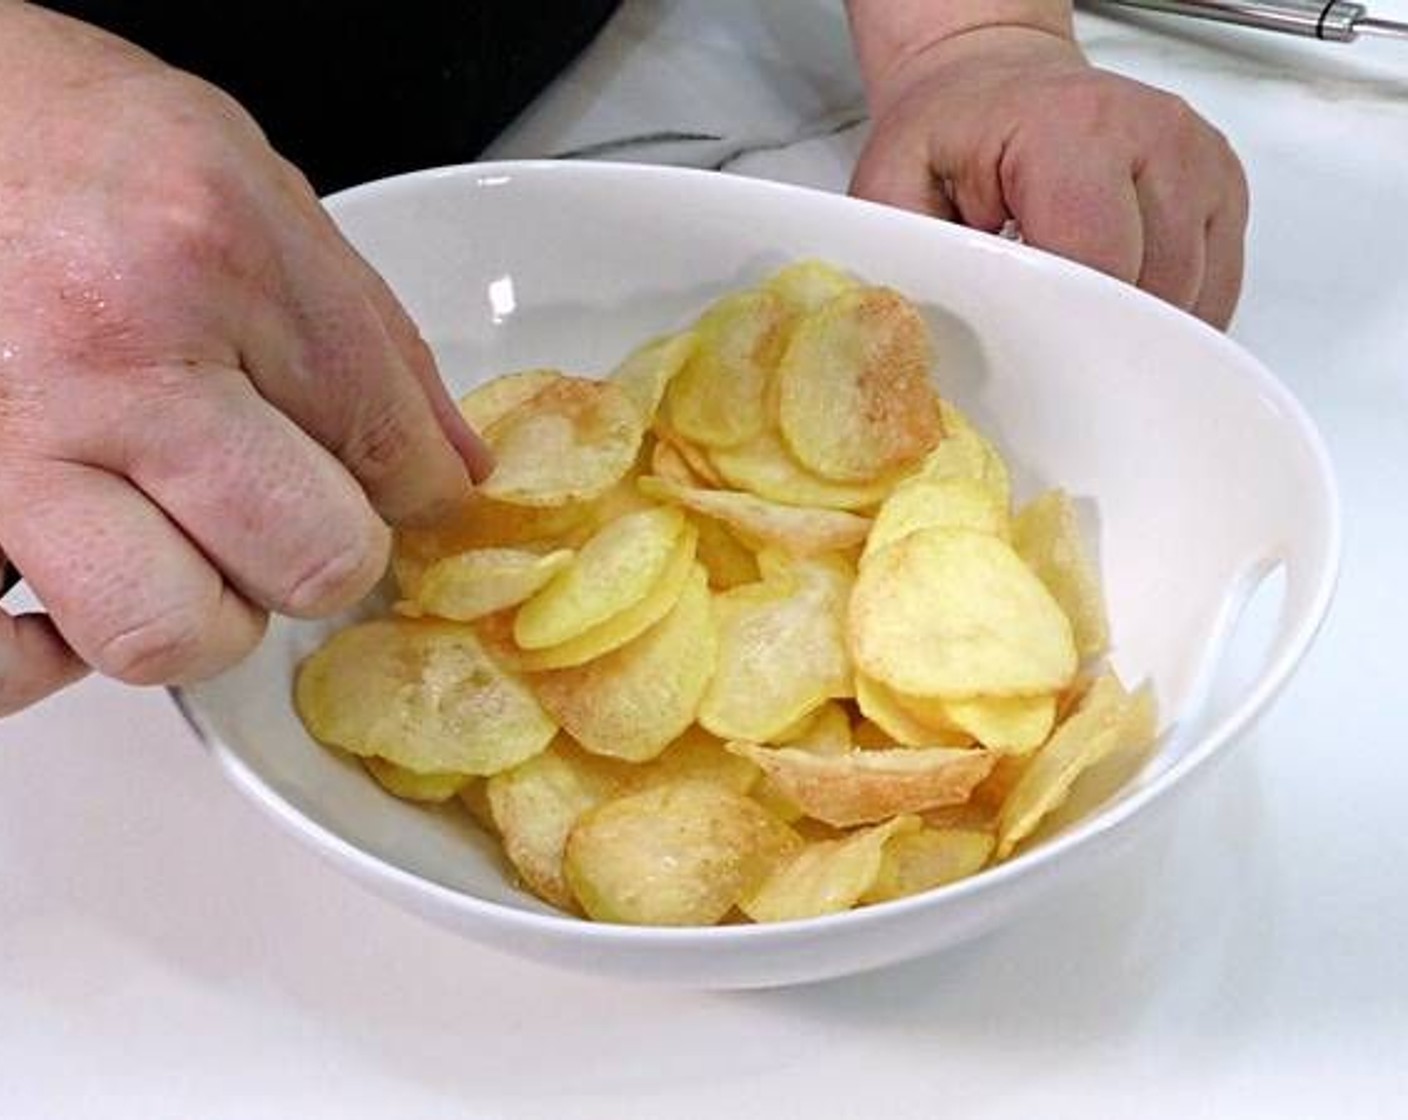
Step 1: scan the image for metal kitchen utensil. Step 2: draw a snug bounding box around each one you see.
[1102,0,1408,41]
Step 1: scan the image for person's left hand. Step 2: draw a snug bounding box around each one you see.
[849,26,1250,328]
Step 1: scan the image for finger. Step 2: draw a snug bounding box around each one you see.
[1132,163,1210,312]
[93,365,390,618]
[1193,182,1249,330]
[850,125,961,223]
[1002,144,1144,285]
[0,608,88,717]
[0,461,267,685]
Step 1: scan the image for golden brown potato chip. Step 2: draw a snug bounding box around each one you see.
[564,781,800,925]
[936,693,1057,754]
[295,619,556,776]
[488,737,624,910]
[665,289,793,449]
[727,741,995,827]
[652,422,726,487]
[995,674,1155,858]
[1013,489,1110,660]
[775,701,853,756]
[618,723,760,795]
[850,527,1077,699]
[708,428,895,511]
[777,287,941,482]
[651,437,708,488]
[765,259,858,314]
[363,757,470,803]
[854,674,973,749]
[459,369,561,432]
[692,515,760,590]
[413,547,574,622]
[514,507,686,649]
[740,815,920,923]
[529,564,716,761]
[862,477,1009,562]
[479,374,645,507]
[639,476,871,556]
[699,557,853,742]
[861,827,994,903]
[915,402,1012,508]
[609,331,696,424]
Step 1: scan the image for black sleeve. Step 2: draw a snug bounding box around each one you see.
[42,2,621,193]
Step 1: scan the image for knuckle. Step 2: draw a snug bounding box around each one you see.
[280,528,388,617]
[93,601,212,685]
[343,398,417,478]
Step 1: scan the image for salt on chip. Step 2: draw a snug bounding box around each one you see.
[295,619,557,776]
[699,556,853,742]
[862,476,1009,562]
[609,331,696,424]
[665,288,793,449]
[1013,489,1110,660]
[514,506,686,649]
[414,547,574,622]
[995,674,1155,859]
[363,757,470,803]
[528,564,716,761]
[479,374,645,507]
[639,475,871,557]
[709,428,894,511]
[861,827,994,903]
[777,286,941,482]
[727,741,995,827]
[741,815,920,923]
[850,527,1077,699]
[564,780,800,925]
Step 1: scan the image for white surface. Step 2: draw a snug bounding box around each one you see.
[3,0,1406,1114]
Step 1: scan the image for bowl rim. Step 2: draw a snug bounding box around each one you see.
[170,158,1342,946]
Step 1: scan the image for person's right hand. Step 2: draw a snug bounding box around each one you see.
[0,5,492,716]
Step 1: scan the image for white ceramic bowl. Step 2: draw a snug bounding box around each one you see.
[174,161,1339,988]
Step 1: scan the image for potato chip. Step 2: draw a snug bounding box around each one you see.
[564,781,800,925]
[862,477,1009,562]
[639,476,871,556]
[728,741,994,827]
[776,701,852,756]
[652,422,726,486]
[479,374,645,507]
[363,757,470,803]
[665,289,793,449]
[692,515,760,590]
[708,428,894,511]
[915,401,1012,508]
[619,723,760,795]
[933,693,1057,755]
[295,619,556,776]
[529,564,715,761]
[995,674,1155,859]
[507,522,698,672]
[488,737,624,910]
[699,557,853,742]
[459,369,560,432]
[777,286,941,482]
[514,507,686,649]
[850,527,1077,698]
[458,779,498,833]
[854,674,971,749]
[651,437,708,488]
[740,815,920,923]
[861,827,994,903]
[1013,489,1110,660]
[765,259,858,314]
[413,547,574,622]
[609,331,696,424]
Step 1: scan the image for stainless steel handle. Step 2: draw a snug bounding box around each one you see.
[1102,1,1366,40]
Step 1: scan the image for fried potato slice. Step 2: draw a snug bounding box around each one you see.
[995,674,1156,859]
[295,619,556,776]
[413,547,574,622]
[935,693,1057,755]
[727,742,995,827]
[363,757,471,803]
[765,259,858,314]
[777,286,941,482]
[529,564,716,761]
[1013,489,1110,660]
[564,781,800,925]
[914,401,1012,507]
[609,331,696,424]
[862,477,1009,562]
[651,437,708,488]
[860,827,994,903]
[776,701,853,756]
[514,507,686,649]
[619,723,761,795]
[665,288,794,449]
[708,428,895,511]
[652,422,725,486]
[699,557,853,742]
[639,476,871,556]
[740,815,920,923]
[479,374,645,507]
[850,527,1077,698]
[692,515,760,590]
[488,737,624,910]
[459,369,561,431]
[458,779,497,832]
[854,674,973,749]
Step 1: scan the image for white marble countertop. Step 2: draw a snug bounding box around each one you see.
[3,3,1406,1117]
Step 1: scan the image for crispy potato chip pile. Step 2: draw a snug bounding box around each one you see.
[294,261,1157,926]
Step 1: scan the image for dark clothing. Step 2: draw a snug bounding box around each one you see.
[44,2,622,192]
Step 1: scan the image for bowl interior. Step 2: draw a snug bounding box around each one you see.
[179,162,1336,922]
